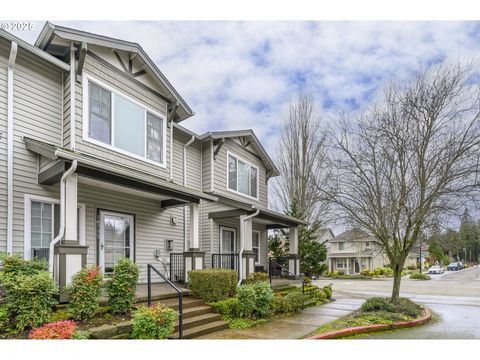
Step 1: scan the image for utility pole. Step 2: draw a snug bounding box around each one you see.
[419,242,422,274]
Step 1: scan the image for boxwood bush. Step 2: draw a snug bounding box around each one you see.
[67,266,104,320]
[252,281,274,317]
[284,291,303,312]
[271,294,291,314]
[361,297,422,318]
[245,272,268,284]
[210,297,242,319]
[131,304,178,339]
[236,284,256,318]
[410,272,431,280]
[107,259,139,314]
[188,269,237,302]
[323,284,333,299]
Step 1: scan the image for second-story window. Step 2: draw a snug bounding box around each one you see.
[227,153,258,199]
[86,78,166,166]
[339,242,344,250]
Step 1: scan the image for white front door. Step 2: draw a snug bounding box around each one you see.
[220,226,236,269]
[99,210,135,273]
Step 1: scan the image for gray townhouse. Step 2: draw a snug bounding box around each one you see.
[0,23,306,293]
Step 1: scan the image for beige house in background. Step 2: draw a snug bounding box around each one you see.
[327,228,385,274]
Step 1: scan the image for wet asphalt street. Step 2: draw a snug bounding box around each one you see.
[313,266,480,339]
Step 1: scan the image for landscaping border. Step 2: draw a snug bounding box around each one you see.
[308,307,431,339]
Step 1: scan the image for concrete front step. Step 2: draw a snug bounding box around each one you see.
[175,312,222,331]
[170,320,229,339]
[136,296,204,311]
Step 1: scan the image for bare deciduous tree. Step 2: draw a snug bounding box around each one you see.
[322,63,480,302]
[272,93,330,224]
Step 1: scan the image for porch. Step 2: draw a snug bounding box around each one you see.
[328,254,374,274]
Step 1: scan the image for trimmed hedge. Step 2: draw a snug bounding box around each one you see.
[67,266,104,320]
[409,272,431,280]
[361,297,423,318]
[323,285,333,299]
[188,269,237,302]
[284,291,303,312]
[210,298,242,319]
[107,259,139,314]
[245,272,268,284]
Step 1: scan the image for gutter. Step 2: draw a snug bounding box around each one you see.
[237,209,260,287]
[183,136,195,251]
[49,160,77,276]
[6,41,17,255]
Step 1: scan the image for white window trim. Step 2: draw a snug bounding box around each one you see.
[23,194,86,260]
[252,230,261,264]
[219,226,237,253]
[226,151,260,201]
[336,258,346,269]
[82,73,167,168]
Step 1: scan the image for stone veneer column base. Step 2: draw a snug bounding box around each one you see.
[183,249,205,282]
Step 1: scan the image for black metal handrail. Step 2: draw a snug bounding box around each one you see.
[212,253,239,270]
[147,264,183,339]
[268,257,305,308]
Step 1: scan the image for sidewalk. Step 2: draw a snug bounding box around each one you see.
[197,298,364,339]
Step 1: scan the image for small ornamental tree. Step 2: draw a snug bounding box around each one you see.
[67,266,104,320]
[108,258,140,314]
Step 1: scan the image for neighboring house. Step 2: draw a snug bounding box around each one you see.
[0,23,305,297]
[317,228,334,252]
[327,228,385,274]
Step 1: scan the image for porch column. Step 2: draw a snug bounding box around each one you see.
[184,202,204,282]
[240,215,255,282]
[288,227,300,276]
[55,173,87,302]
[346,258,350,275]
[328,258,332,272]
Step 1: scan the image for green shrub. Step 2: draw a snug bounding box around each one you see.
[284,291,303,312]
[323,285,333,299]
[0,305,9,329]
[67,266,104,320]
[245,272,268,284]
[360,268,371,276]
[236,284,256,318]
[253,281,274,318]
[3,271,57,331]
[303,276,312,285]
[361,297,422,318]
[188,269,237,302]
[312,288,328,302]
[0,255,47,282]
[107,259,139,314]
[72,330,91,339]
[271,294,291,314]
[131,304,178,339]
[410,272,431,280]
[210,298,242,319]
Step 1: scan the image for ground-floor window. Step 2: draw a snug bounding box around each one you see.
[336,258,347,269]
[252,231,260,264]
[24,194,85,261]
[98,210,135,273]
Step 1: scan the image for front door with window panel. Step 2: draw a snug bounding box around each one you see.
[99,211,134,273]
[252,231,260,265]
[220,227,236,269]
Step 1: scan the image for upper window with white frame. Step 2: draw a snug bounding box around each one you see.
[85,77,166,167]
[227,153,259,199]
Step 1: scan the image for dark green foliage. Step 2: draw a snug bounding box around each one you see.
[323,285,333,299]
[131,304,178,339]
[107,259,139,314]
[188,269,237,302]
[361,297,423,318]
[3,271,58,331]
[67,266,104,320]
[0,305,9,329]
[409,272,431,280]
[271,294,291,314]
[284,291,303,312]
[236,284,256,318]
[245,272,268,284]
[210,298,242,319]
[253,281,274,317]
[0,255,47,282]
[268,233,288,265]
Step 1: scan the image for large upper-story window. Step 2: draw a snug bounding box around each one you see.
[85,77,166,167]
[227,152,258,199]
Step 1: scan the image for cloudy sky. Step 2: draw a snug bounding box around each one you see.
[9,21,480,156]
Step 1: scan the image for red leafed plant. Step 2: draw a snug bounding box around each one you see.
[29,320,77,339]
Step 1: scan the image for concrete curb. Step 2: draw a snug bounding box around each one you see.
[308,307,431,339]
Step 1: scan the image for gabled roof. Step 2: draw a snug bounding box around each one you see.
[0,29,69,71]
[200,129,279,177]
[34,22,193,122]
[330,228,379,243]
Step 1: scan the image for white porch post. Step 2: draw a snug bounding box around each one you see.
[328,258,332,272]
[346,258,350,274]
[288,227,300,276]
[184,202,204,282]
[64,173,78,241]
[239,215,255,282]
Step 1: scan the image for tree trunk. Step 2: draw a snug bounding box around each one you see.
[390,263,403,303]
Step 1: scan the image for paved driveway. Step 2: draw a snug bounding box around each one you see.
[197,298,364,339]
[313,266,480,339]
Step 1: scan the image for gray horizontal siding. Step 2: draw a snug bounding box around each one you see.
[171,129,202,190]
[201,140,212,192]
[0,38,8,252]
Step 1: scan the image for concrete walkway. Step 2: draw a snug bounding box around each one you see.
[197,298,364,339]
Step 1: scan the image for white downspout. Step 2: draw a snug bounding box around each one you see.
[237,209,260,287]
[6,41,17,255]
[49,160,78,275]
[169,121,174,181]
[183,136,195,251]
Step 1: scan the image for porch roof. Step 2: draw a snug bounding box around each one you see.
[207,193,308,228]
[24,137,217,205]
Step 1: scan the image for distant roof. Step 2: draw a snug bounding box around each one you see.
[317,228,334,240]
[330,228,378,243]
[34,22,193,122]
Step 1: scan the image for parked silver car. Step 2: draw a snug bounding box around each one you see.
[428,265,444,274]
